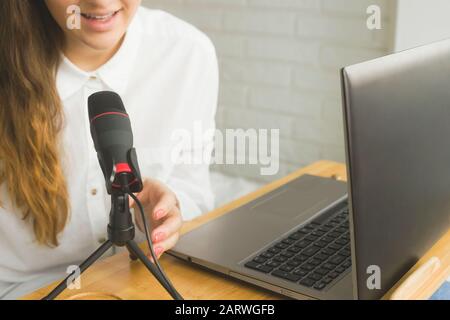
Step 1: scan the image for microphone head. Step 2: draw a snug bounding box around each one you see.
[88,91,142,194]
[88,91,126,120]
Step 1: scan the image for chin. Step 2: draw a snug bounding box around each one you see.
[81,31,125,52]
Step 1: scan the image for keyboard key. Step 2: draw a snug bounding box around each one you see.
[329,243,342,250]
[305,235,319,242]
[329,255,345,265]
[271,270,301,282]
[303,246,321,257]
[275,243,289,249]
[335,266,346,273]
[274,255,288,263]
[321,248,335,256]
[289,232,305,241]
[287,246,302,253]
[300,263,315,271]
[293,254,308,263]
[314,253,328,261]
[245,261,273,273]
[314,268,329,276]
[279,264,295,272]
[313,281,327,290]
[342,259,352,268]
[325,222,338,228]
[323,263,336,270]
[318,226,332,232]
[336,213,347,219]
[335,238,349,245]
[268,247,281,254]
[312,230,325,237]
[338,249,351,257]
[299,278,316,287]
[245,261,260,269]
[321,236,334,243]
[287,260,301,267]
[266,261,280,268]
[258,265,274,273]
[261,252,274,259]
[322,276,333,284]
[281,251,295,258]
[282,238,296,245]
[253,256,268,264]
[308,273,322,281]
[296,240,311,248]
[328,271,340,279]
[309,258,321,266]
[293,269,308,277]
[328,231,341,238]
[315,240,328,248]
[300,227,313,234]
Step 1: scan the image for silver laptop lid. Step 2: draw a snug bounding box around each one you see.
[342,39,450,300]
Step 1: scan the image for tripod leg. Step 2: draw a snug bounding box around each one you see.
[128,248,138,261]
[126,240,181,299]
[43,240,114,300]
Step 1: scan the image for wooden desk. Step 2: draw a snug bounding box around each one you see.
[24,160,450,300]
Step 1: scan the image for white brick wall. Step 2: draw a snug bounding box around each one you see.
[142,0,395,181]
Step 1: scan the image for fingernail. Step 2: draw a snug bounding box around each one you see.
[154,246,164,257]
[154,209,165,219]
[153,232,165,242]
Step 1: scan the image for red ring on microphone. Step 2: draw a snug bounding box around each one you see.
[90,111,129,123]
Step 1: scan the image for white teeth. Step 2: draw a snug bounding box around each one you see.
[83,12,115,20]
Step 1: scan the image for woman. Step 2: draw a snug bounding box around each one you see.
[0,0,218,299]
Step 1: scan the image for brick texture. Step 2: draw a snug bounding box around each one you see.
[142,0,394,181]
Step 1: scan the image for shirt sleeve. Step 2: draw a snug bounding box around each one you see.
[165,40,219,221]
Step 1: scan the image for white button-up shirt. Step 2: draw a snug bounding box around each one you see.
[0,7,218,297]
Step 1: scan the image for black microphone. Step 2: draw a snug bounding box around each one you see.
[87,91,183,300]
[88,91,143,194]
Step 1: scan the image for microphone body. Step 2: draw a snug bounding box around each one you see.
[88,91,143,194]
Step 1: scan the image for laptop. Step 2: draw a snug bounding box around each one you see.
[169,39,450,300]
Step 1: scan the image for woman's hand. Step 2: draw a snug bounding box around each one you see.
[129,179,183,259]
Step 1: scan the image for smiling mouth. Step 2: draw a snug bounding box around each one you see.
[80,9,121,21]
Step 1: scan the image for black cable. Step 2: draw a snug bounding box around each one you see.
[128,192,184,300]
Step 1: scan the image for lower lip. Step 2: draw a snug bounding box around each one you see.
[81,11,120,32]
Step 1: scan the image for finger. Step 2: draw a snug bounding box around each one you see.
[152,193,178,220]
[151,211,182,243]
[130,187,148,208]
[128,194,136,208]
[133,179,151,206]
[153,232,180,258]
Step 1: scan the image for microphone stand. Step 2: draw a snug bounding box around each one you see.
[43,162,179,300]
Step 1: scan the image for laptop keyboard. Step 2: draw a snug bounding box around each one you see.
[244,205,352,291]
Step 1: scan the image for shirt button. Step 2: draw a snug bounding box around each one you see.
[91,188,98,196]
[89,75,97,80]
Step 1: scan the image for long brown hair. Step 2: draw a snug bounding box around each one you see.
[0,1,69,246]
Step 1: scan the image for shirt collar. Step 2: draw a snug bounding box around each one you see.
[56,12,142,100]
